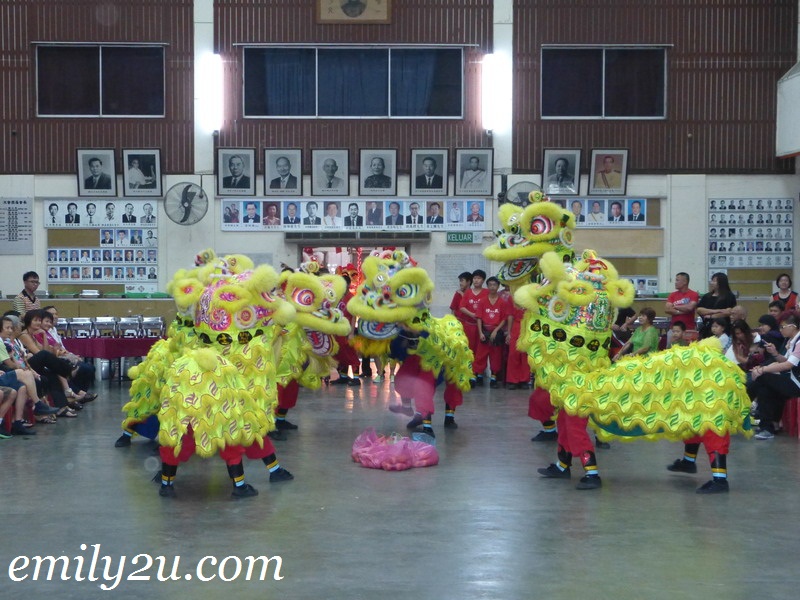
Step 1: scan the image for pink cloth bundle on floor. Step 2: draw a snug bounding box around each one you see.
[352,428,439,471]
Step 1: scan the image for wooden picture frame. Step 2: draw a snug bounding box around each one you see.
[317,0,391,24]
[122,149,162,197]
[311,149,350,196]
[359,148,397,196]
[454,148,493,197]
[217,148,256,196]
[410,149,448,196]
[264,148,302,196]
[77,148,117,197]
[589,148,629,196]
[542,148,580,196]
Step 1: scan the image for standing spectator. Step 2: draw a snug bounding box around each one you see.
[772,273,797,312]
[664,272,699,343]
[12,271,41,316]
[449,272,472,324]
[459,270,488,383]
[696,272,737,338]
[474,276,508,388]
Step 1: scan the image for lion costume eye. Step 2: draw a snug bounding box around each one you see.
[395,283,419,299]
[530,216,554,236]
[291,288,315,306]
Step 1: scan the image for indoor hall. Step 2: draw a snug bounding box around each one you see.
[2,377,799,599]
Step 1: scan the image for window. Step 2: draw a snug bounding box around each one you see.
[244,47,463,118]
[541,47,666,119]
[37,45,165,117]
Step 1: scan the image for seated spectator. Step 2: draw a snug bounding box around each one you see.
[670,321,689,346]
[709,317,731,351]
[613,308,659,360]
[748,314,800,440]
[17,310,84,414]
[725,320,759,371]
[768,300,785,320]
[40,308,96,398]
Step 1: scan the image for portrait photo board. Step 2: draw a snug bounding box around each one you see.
[454,148,493,197]
[359,149,397,196]
[542,148,581,196]
[311,149,350,196]
[217,148,256,197]
[122,149,162,197]
[77,148,117,197]
[589,148,629,196]
[410,149,449,196]
[264,148,302,196]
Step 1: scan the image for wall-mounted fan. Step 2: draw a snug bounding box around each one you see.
[164,182,209,225]
[502,181,541,207]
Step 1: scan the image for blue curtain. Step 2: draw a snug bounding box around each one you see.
[318,49,388,116]
[264,49,315,116]
[390,50,435,116]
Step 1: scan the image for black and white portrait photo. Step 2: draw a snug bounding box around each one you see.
[359,149,397,196]
[122,149,162,197]
[217,148,256,196]
[543,148,581,196]
[410,149,448,196]
[77,148,117,197]
[455,148,493,197]
[264,148,302,196]
[311,149,349,196]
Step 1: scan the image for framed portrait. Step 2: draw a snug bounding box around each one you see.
[122,149,162,197]
[217,148,256,197]
[317,0,391,24]
[455,148,493,197]
[311,149,349,196]
[264,149,302,196]
[410,149,448,196]
[542,149,580,196]
[77,148,117,197]
[359,149,397,196]
[589,149,629,196]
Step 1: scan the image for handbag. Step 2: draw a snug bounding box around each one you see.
[491,329,506,346]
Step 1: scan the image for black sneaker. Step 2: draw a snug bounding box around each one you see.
[275,419,298,430]
[443,417,458,429]
[469,378,477,389]
[34,401,59,415]
[476,376,485,387]
[389,404,415,417]
[331,376,350,385]
[346,377,361,386]
[537,464,571,479]
[10,420,35,436]
[531,430,558,442]
[696,478,729,494]
[413,426,435,439]
[576,475,602,490]
[507,383,518,390]
[667,459,698,474]
[267,430,287,441]
[159,485,176,498]
[269,467,294,483]
[114,434,132,448]
[231,483,259,498]
[595,438,611,450]
[406,413,424,429]
[489,378,499,389]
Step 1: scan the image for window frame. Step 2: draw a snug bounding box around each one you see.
[241,44,465,120]
[35,42,167,119]
[540,44,668,120]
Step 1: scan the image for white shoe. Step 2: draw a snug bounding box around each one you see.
[754,429,774,440]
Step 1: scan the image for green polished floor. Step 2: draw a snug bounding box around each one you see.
[2,376,799,599]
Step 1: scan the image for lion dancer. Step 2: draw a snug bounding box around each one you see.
[666,432,730,493]
[348,251,473,437]
[330,274,361,386]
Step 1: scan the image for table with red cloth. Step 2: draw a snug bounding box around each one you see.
[63,337,160,359]
[63,337,161,381]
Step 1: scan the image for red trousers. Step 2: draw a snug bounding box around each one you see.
[473,340,504,375]
[462,322,479,358]
[277,380,299,410]
[683,431,730,457]
[528,387,555,422]
[334,335,360,372]
[394,354,463,415]
[160,429,276,466]
[505,324,530,384]
[556,411,594,455]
